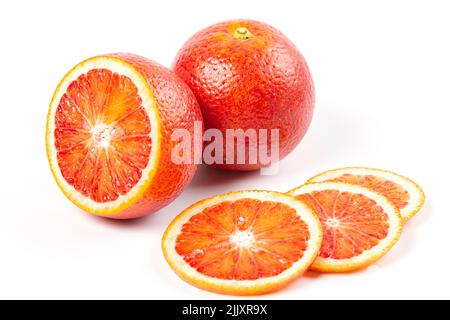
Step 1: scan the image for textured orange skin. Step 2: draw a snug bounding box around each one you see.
[172,19,315,170]
[73,54,203,219]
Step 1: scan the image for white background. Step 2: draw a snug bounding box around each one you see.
[0,0,449,299]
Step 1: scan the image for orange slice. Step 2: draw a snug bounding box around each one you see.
[307,167,425,221]
[288,182,402,272]
[162,191,323,295]
[46,54,202,219]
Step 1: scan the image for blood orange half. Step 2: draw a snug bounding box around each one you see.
[162,191,322,295]
[307,167,425,221]
[46,54,203,219]
[288,182,402,272]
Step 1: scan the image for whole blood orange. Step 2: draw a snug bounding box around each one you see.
[46,54,203,219]
[173,19,315,171]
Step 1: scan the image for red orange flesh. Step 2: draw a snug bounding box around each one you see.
[307,167,425,221]
[175,199,312,280]
[162,191,322,295]
[46,54,203,219]
[55,69,152,203]
[297,190,389,260]
[289,182,402,272]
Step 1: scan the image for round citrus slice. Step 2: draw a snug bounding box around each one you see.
[46,54,202,219]
[162,190,323,295]
[306,167,425,221]
[288,182,402,272]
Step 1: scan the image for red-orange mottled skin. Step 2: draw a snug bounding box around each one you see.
[172,19,315,170]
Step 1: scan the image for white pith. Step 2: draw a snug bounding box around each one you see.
[289,182,402,270]
[326,218,340,228]
[91,123,119,149]
[47,57,160,214]
[230,230,256,248]
[307,167,424,220]
[162,191,323,292]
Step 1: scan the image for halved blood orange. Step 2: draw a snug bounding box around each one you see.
[288,182,402,272]
[162,191,323,295]
[46,54,203,219]
[307,167,425,221]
